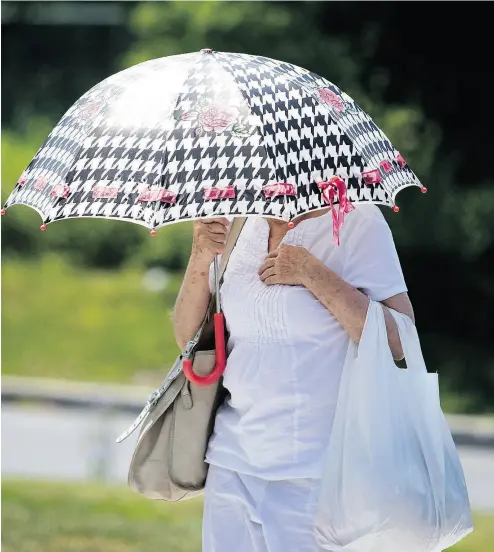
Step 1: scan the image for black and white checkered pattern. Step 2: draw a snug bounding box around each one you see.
[3,51,423,229]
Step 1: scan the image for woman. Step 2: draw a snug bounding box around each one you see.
[173,205,414,552]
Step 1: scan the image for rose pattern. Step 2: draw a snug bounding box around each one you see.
[318,88,344,111]
[263,183,297,198]
[380,160,393,173]
[34,177,47,191]
[198,105,239,133]
[362,169,382,185]
[79,100,103,122]
[50,184,70,199]
[92,186,119,200]
[203,186,236,200]
[137,188,177,204]
[315,88,360,115]
[396,153,407,168]
[177,97,252,137]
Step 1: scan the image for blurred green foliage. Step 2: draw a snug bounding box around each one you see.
[2,479,492,552]
[2,1,494,411]
[2,254,181,383]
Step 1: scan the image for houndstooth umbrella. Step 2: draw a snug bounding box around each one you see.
[2,49,426,239]
[2,49,428,386]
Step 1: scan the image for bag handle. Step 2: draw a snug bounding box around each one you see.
[387,306,428,374]
[182,217,246,385]
[359,301,427,375]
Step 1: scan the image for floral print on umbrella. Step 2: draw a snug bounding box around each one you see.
[318,88,345,111]
[316,87,359,115]
[177,96,253,138]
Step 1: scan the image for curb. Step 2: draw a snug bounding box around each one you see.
[2,376,494,448]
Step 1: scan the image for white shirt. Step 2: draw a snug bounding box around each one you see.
[205,205,407,480]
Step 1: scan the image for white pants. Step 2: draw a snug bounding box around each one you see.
[203,465,323,552]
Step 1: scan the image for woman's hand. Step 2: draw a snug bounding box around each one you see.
[258,245,314,286]
[192,218,230,266]
[173,217,230,349]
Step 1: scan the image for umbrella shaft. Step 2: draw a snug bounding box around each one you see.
[214,256,221,313]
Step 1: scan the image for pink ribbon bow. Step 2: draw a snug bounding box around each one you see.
[317,177,355,246]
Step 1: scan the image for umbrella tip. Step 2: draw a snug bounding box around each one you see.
[200,48,214,54]
[150,228,157,237]
[420,186,428,194]
[393,205,400,213]
[1,208,6,216]
[288,221,295,229]
[40,223,47,231]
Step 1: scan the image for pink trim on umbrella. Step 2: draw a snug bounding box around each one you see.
[92,186,119,200]
[138,188,177,204]
[203,186,236,200]
[380,160,393,173]
[263,183,297,198]
[362,169,383,185]
[317,176,355,246]
[50,185,70,199]
[159,190,177,204]
[18,172,28,186]
[396,153,407,168]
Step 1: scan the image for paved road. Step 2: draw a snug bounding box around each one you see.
[2,404,493,512]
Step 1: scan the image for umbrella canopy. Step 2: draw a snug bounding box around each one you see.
[2,49,425,236]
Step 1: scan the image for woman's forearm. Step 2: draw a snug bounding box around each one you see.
[173,254,212,350]
[173,218,230,350]
[302,256,409,360]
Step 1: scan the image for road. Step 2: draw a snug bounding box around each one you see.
[2,403,493,512]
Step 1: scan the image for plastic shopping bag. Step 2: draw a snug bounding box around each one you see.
[314,301,473,552]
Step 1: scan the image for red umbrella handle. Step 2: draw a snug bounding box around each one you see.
[182,313,226,386]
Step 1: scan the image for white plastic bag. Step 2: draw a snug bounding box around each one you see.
[314,301,473,552]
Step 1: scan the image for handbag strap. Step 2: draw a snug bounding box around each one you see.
[115,218,246,444]
[182,217,246,358]
[218,217,246,287]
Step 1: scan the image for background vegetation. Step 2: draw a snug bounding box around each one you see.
[2,3,493,551]
[2,479,492,552]
[2,1,493,412]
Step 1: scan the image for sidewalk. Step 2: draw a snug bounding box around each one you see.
[3,375,494,448]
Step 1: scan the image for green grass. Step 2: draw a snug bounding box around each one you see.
[1,479,203,552]
[2,479,492,552]
[2,255,183,384]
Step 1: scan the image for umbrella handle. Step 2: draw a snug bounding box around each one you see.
[182,313,226,386]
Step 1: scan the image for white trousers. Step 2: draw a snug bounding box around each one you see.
[203,465,323,552]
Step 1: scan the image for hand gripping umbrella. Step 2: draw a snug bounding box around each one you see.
[2,49,426,385]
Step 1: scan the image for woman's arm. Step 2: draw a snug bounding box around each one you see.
[302,256,414,360]
[173,218,229,350]
[258,245,414,360]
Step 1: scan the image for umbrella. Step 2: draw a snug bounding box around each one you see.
[2,48,426,384]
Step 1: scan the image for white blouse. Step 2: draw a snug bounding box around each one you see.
[205,205,407,480]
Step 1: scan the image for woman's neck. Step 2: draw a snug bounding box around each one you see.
[265,209,330,253]
[266,208,330,234]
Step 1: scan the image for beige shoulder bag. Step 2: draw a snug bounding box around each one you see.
[116,218,245,501]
